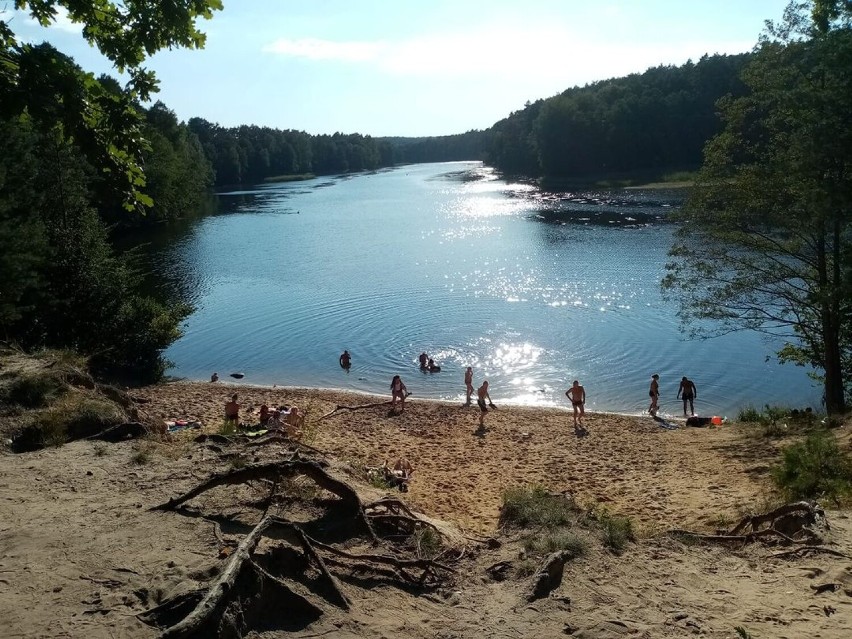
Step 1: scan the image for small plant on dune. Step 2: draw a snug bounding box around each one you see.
[412,527,442,560]
[219,419,236,436]
[734,626,754,639]
[523,530,587,558]
[513,558,538,578]
[4,373,65,408]
[596,509,634,554]
[229,455,247,470]
[132,449,150,465]
[737,406,761,423]
[772,430,852,503]
[500,486,577,529]
[93,443,107,457]
[759,404,791,438]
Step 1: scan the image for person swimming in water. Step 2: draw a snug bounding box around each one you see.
[339,350,351,368]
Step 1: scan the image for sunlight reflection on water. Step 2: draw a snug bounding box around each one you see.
[145,161,822,416]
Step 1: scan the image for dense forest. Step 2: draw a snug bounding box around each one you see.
[182,53,749,189]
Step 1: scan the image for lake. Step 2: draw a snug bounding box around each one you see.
[143,161,822,417]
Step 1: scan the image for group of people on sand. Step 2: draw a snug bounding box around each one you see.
[223,393,304,437]
[390,366,496,432]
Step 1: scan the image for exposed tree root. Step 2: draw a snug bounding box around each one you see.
[85,421,148,442]
[669,501,826,547]
[144,450,459,637]
[528,550,574,601]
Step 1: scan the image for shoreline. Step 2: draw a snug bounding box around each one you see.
[162,377,691,422]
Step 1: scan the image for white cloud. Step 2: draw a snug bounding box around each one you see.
[263,23,754,84]
[21,6,82,34]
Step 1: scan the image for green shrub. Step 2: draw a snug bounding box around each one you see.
[734,626,754,639]
[412,527,442,560]
[500,486,577,529]
[737,406,761,423]
[523,531,587,557]
[772,430,852,502]
[4,373,65,408]
[598,511,634,554]
[132,449,150,465]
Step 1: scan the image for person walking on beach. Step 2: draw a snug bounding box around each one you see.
[476,380,495,431]
[677,376,697,417]
[224,393,240,427]
[464,367,474,406]
[390,375,408,413]
[648,374,660,417]
[566,380,586,430]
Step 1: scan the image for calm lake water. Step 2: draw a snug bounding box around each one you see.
[144,161,822,417]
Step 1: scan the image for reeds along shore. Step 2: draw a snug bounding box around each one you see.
[136,381,766,535]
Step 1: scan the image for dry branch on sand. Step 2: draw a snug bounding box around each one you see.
[669,501,827,546]
[143,454,457,638]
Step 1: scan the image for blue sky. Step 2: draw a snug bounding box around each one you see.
[6,0,790,137]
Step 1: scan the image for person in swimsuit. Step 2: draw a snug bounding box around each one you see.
[419,352,429,370]
[339,350,351,368]
[390,375,408,413]
[476,380,494,430]
[677,376,697,416]
[648,374,660,417]
[427,358,441,372]
[224,393,240,427]
[464,367,474,406]
[210,372,219,383]
[565,380,586,430]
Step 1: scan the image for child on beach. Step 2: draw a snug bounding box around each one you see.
[224,394,240,427]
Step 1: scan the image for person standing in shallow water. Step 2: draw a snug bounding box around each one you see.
[464,367,474,406]
[648,374,660,417]
[339,350,351,368]
[565,380,586,430]
[677,376,697,416]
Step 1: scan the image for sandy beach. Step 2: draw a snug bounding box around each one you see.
[2,378,851,638]
[135,381,775,535]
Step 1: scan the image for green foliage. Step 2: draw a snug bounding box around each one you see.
[523,530,587,557]
[4,373,64,408]
[13,392,123,450]
[131,449,150,465]
[218,419,236,436]
[500,486,577,529]
[738,406,762,422]
[596,510,635,554]
[487,54,749,178]
[772,430,852,501]
[4,2,223,210]
[734,626,754,639]
[411,527,442,560]
[664,5,852,414]
[0,116,190,383]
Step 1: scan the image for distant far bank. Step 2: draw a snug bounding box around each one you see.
[263,173,316,183]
